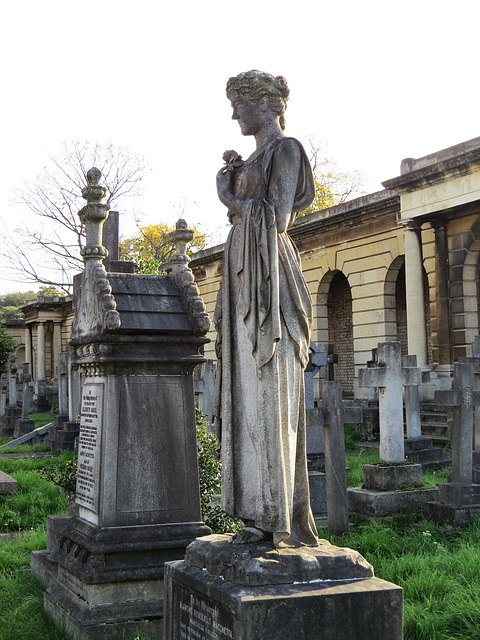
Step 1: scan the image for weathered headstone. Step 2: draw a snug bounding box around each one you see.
[48,353,72,451]
[14,362,35,437]
[305,342,327,467]
[31,169,211,639]
[403,354,449,466]
[349,342,436,516]
[0,374,7,418]
[425,360,480,525]
[359,342,411,463]
[315,380,363,536]
[1,355,21,436]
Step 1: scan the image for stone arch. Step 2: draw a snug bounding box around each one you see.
[315,270,354,397]
[384,255,406,355]
[464,237,480,351]
[15,345,25,369]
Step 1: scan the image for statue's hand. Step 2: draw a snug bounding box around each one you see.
[216,167,233,206]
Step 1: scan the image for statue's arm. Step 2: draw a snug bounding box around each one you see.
[216,168,244,219]
[267,138,302,234]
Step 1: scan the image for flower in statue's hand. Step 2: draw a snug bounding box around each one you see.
[222,150,244,172]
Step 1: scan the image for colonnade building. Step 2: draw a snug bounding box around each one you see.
[190,136,480,401]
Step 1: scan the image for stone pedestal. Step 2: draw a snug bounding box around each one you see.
[404,436,450,468]
[164,535,403,640]
[348,463,438,517]
[14,416,36,438]
[31,172,212,639]
[1,405,21,437]
[49,419,80,451]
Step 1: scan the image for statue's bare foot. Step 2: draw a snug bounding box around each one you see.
[230,527,273,545]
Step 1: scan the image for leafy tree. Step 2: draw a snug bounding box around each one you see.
[36,286,67,298]
[119,222,206,274]
[0,327,16,373]
[300,137,366,216]
[2,141,146,293]
[0,291,36,324]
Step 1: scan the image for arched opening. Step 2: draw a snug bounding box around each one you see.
[327,271,354,397]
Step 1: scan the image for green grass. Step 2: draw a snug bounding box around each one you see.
[0,433,476,639]
[0,454,73,532]
[318,514,480,640]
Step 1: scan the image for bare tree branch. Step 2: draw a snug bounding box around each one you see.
[1,141,146,292]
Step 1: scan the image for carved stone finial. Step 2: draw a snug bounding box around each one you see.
[79,167,110,261]
[169,218,195,272]
[76,168,121,334]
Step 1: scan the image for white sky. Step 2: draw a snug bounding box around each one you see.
[1,0,479,294]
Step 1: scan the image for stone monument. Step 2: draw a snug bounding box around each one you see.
[425,359,480,525]
[14,362,35,437]
[165,70,403,640]
[349,342,437,516]
[1,354,21,436]
[31,168,211,639]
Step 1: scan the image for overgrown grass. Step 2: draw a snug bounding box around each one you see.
[318,514,480,640]
[0,432,476,639]
[0,453,73,532]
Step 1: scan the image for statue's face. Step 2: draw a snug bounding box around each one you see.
[231,98,264,136]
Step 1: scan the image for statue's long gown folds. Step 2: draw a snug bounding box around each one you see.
[213,137,318,545]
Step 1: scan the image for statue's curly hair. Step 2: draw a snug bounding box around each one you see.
[226,70,290,131]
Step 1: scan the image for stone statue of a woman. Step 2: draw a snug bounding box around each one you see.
[213,70,319,547]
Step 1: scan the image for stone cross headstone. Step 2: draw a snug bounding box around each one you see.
[8,355,18,407]
[326,343,338,381]
[305,343,327,462]
[359,341,421,463]
[425,360,480,524]
[435,361,480,488]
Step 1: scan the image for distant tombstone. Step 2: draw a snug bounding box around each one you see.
[305,342,327,464]
[14,363,35,437]
[359,342,421,463]
[0,374,7,418]
[403,354,422,439]
[58,353,68,417]
[315,380,363,536]
[326,343,338,381]
[31,169,211,639]
[425,360,480,525]
[1,356,21,436]
[8,355,18,407]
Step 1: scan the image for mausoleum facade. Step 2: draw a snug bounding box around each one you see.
[190,136,480,400]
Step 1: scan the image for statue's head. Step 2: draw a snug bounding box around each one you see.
[226,70,290,131]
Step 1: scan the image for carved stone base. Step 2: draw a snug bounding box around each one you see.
[164,535,403,640]
[31,514,210,640]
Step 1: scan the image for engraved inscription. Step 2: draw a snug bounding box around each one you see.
[75,384,103,512]
[174,587,234,640]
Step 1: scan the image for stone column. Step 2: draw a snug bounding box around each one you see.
[431,220,453,376]
[25,326,32,368]
[37,321,46,381]
[402,220,428,369]
[52,322,62,377]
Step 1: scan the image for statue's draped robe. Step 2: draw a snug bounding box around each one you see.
[213,137,318,545]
